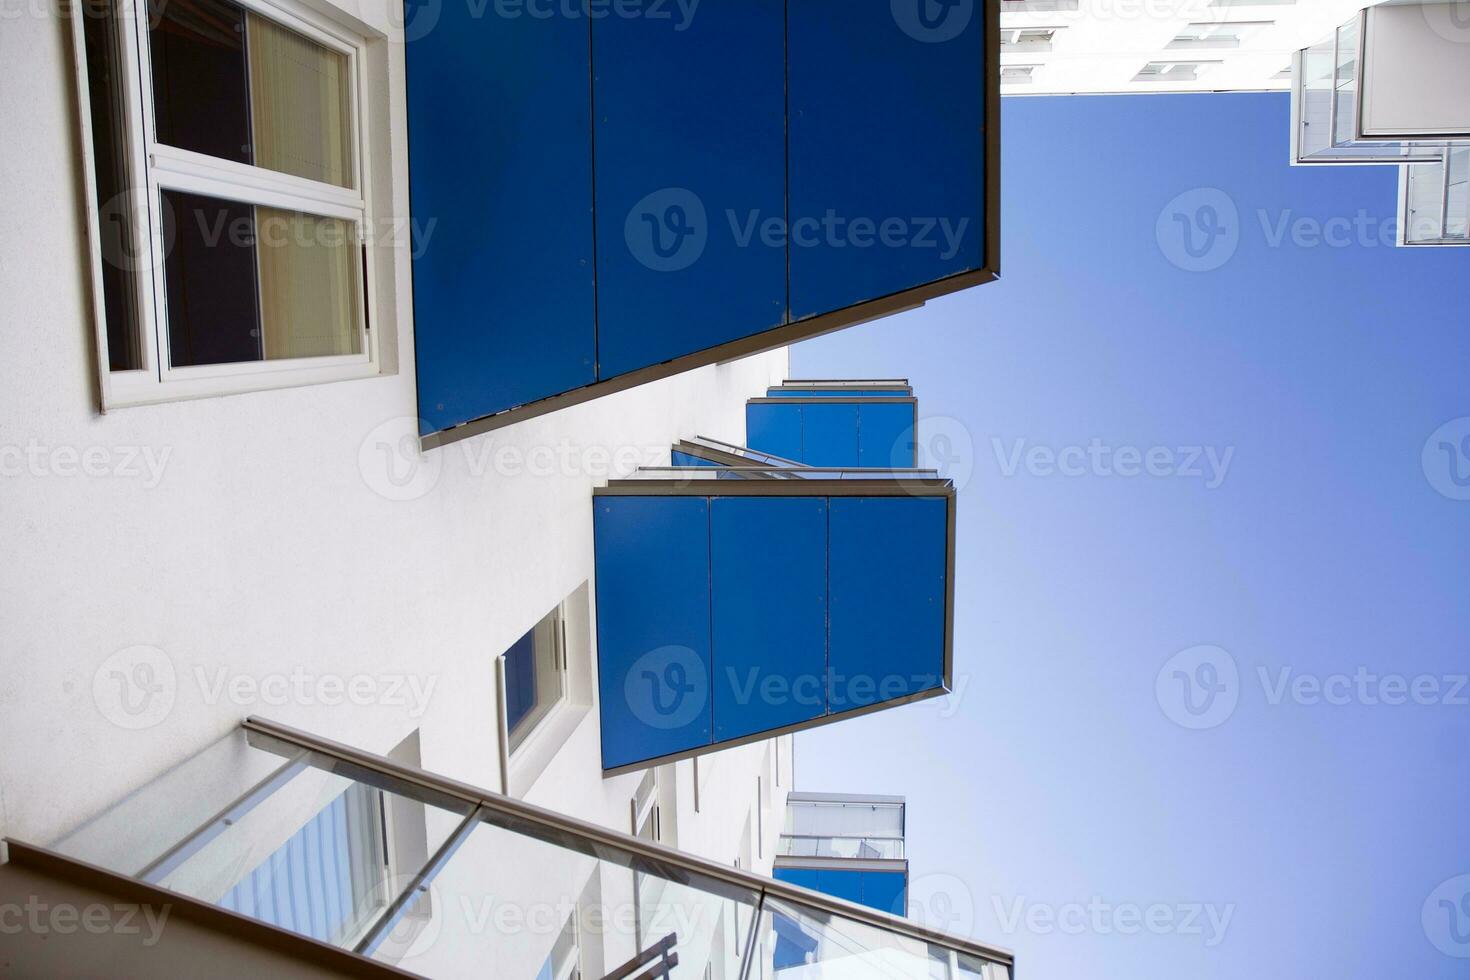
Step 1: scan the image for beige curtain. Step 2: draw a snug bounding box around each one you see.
[256,207,361,360]
[247,13,353,188]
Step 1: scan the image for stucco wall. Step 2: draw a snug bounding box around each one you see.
[0,0,789,874]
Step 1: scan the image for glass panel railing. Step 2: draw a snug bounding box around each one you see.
[42,720,1012,978]
[52,727,477,953]
[372,812,763,978]
[760,895,960,978]
[778,835,906,860]
[620,467,943,482]
[1333,18,1359,148]
[1447,148,1469,239]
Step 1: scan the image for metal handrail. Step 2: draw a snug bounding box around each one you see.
[242,716,1014,970]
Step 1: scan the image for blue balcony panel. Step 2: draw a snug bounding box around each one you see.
[746,398,919,467]
[711,497,828,741]
[593,0,787,379]
[773,866,909,916]
[857,401,919,468]
[594,496,713,771]
[801,402,862,468]
[407,4,991,437]
[406,13,595,434]
[789,0,986,319]
[594,482,952,772]
[746,402,805,463]
[829,496,948,711]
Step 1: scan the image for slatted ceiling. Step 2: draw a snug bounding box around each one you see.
[217,784,384,945]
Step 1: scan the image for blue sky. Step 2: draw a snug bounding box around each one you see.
[790,92,1470,979]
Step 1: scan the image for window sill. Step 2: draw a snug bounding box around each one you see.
[507,698,593,799]
[101,360,386,411]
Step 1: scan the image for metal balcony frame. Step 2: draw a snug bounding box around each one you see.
[7,716,1012,974]
[236,717,1014,972]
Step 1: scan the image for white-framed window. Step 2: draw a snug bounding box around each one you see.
[1169,20,1272,49]
[496,584,596,798]
[999,27,1059,50]
[498,603,569,754]
[1133,60,1221,82]
[1000,64,1039,84]
[70,0,383,408]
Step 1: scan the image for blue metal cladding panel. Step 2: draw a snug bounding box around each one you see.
[594,496,713,770]
[774,868,908,916]
[405,12,596,434]
[746,402,805,463]
[788,0,985,320]
[593,1,787,379]
[773,867,822,892]
[710,497,828,741]
[799,402,861,467]
[858,402,919,468]
[828,497,948,711]
[861,870,909,917]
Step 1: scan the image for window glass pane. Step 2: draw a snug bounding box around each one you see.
[246,12,355,188]
[504,609,565,750]
[1447,148,1468,239]
[504,627,538,733]
[762,897,954,977]
[82,0,143,371]
[256,206,363,358]
[149,0,253,165]
[162,189,263,366]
